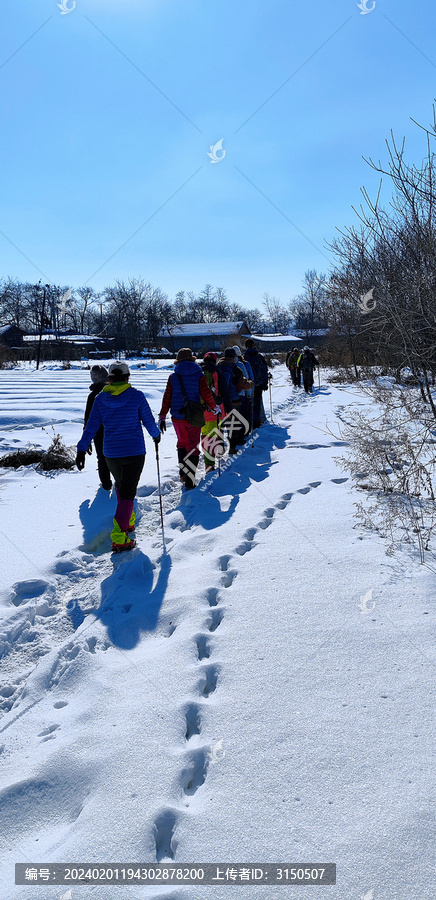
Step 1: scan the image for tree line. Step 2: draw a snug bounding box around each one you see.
[0,272,332,353]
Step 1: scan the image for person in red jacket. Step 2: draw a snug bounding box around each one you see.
[159,348,220,489]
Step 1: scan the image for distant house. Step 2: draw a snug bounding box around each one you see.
[293,329,329,349]
[158,321,249,354]
[0,324,25,348]
[246,333,303,353]
[23,332,115,354]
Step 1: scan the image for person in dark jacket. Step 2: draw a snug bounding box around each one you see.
[83,365,112,491]
[297,346,319,394]
[159,348,219,490]
[286,348,301,387]
[217,348,253,453]
[200,352,231,472]
[76,361,160,552]
[244,339,269,428]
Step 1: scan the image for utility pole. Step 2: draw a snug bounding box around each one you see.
[36,284,49,370]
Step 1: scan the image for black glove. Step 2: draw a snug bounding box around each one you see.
[86,445,93,456]
[154,434,161,445]
[76,450,86,471]
[159,418,166,433]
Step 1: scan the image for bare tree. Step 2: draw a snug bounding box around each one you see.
[290,270,327,339]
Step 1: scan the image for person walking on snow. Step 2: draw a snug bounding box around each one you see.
[76,361,160,553]
[286,348,301,387]
[243,339,269,428]
[83,364,112,491]
[232,345,254,431]
[297,346,319,394]
[158,348,220,489]
[200,352,231,473]
[217,348,253,454]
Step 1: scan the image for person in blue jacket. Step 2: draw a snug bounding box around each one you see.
[76,361,160,553]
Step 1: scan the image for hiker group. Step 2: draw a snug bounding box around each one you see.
[286,346,319,393]
[76,339,271,554]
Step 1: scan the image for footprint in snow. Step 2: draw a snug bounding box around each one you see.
[205,587,219,607]
[195,634,211,661]
[221,570,238,588]
[207,609,223,633]
[184,702,202,740]
[258,518,273,529]
[153,809,177,862]
[180,748,209,796]
[38,723,60,742]
[235,540,256,556]
[10,579,51,607]
[217,555,231,572]
[197,665,220,698]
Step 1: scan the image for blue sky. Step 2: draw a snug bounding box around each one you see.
[1,0,435,309]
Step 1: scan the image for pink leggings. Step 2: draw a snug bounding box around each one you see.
[172,419,202,455]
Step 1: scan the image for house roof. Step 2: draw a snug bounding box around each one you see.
[0,324,24,335]
[245,333,302,343]
[23,333,114,343]
[159,321,246,338]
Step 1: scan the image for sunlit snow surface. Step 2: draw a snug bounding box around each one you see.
[0,363,434,900]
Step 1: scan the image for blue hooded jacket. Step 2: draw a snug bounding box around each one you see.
[77,384,159,458]
[168,360,203,419]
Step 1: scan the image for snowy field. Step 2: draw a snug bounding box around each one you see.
[0,363,434,900]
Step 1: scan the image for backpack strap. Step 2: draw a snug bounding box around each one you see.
[176,372,189,402]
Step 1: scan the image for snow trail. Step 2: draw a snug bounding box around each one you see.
[0,366,434,900]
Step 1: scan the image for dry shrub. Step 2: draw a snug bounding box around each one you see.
[0,433,75,471]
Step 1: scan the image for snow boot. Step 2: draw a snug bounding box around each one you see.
[111,536,136,553]
[184,452,199,490]
[177,448,187,483]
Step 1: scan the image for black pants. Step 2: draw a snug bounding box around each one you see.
[105,454,145,500]
[222,403,248,452]
[94,431,112,488]
[290,366,300,387]
[252,385,265,428]
[302,370,314,393]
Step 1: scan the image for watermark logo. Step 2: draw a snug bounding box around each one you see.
[207,139,226,164]
[182,409,250,480]
[59,890,73,900]
[361,890,374,900]
[58,289,72,310]
[208,739,226,764]
[358,589,375,614]
[57,0,76,14]
[357,0,375,13]
[358,288,376,314]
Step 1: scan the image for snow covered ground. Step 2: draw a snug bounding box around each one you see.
[0,364,434,900]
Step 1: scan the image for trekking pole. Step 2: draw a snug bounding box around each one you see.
[154,441,166,554]
[318,365,320,391]
[217,412,221,477]
[268,374,274,424]
[250,396,254,448]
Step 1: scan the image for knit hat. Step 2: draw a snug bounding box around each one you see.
[90,364,108,384]
[232,345,242,357]
[176,348,196,363]
[204,351,218,362]
[108,360,130,376]
[224,347,236,358]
